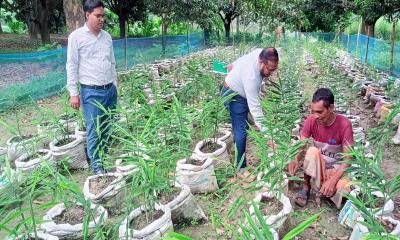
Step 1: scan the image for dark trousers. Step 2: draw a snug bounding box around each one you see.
[80,84,117,172]
[221,86,249,168]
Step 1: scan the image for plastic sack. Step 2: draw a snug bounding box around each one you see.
[118,204,173,240]
[194,139,229,167]
[175,157,218,193]
[83,172,125,215]
[164,184,207,223]
[49,135,88,169]
[248,190,292,231]
[41,202,108,240]
[15,149,54,173]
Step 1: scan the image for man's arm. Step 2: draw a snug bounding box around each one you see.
[66,34,80,109]
[288,134,308,176]
[243,78,265,131]
[110,42,118,88]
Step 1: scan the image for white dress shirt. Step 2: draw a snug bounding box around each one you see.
[66,23,117,97]
[225,48,265,131]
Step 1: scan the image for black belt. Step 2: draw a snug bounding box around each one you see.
[80,82,113,90]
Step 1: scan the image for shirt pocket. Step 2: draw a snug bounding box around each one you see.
[98,41,112,70]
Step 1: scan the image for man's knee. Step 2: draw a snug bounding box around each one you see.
[306,146,319,156]
[303,146,321,170]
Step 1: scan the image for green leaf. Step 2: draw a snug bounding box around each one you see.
[282,212,321,240]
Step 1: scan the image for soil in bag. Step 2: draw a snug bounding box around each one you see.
[260,195,284,216]
[90,176,118,195]
[159,188,181,205]
[55,137,75,147]
[53,205,86,225]
[23,152,47,162]
[130,210,164,230]
[200,141,221,153]
[186,157,204,166]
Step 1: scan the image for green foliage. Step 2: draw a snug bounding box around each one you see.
[36,43,61,52]
[301,0,350,32]
[346,16,400,41]
[7,20,25,34]
[129,17,162,37]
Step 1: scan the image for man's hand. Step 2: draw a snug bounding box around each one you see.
[288,160,299,176]
[225,64,233,72]
[70,96,80,109]
[267,140,278,149]
[320,177,338,197]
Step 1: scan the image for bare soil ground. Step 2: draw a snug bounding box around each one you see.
[0,33,67,53]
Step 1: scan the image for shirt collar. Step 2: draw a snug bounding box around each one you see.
[84,23,103,38]
[83,23,91,32]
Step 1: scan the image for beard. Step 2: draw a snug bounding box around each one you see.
[260,71,268,78]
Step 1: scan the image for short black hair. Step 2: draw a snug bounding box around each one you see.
[259,47,279,63]
[83,0,104,13]
[312,88,334,108]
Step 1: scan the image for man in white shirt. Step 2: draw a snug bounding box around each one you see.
[221,48,279,177]
[66,0,117,174]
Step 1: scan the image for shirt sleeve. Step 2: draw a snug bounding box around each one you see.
[342,124,355,147]
[66,33,79,97]
[300,116,313,138]
[110,43,118,88]
[243,76,265,131]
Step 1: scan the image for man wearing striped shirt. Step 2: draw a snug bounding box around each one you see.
[222,48,279,178]
[66,0,117,174]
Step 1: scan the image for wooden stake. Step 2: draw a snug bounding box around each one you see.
[356,17,362,58]
[390,21,396,73]
[125,20,128,70]
[365,25,370,63]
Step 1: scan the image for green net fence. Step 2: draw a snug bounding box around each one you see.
[1,31,397,112]
[304,32,400,77]
[0,32,205,112]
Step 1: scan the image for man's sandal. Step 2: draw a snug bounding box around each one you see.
[295,189,310,207]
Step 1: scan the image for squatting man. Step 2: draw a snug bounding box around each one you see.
[288,88,354,207]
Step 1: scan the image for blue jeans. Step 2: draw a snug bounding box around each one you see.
[221,86,249,169]
[80,85,117,172]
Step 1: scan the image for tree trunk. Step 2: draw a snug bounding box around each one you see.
[28,20,40,40]
[63,0,85,35]
[361,18,377,37]
[119,16,126,39]
[0,24,3,34]
[161,14,167,57]
[236,15,239,42]
[258,23,263,39]
[390,21,396,72]
[27,8,40,40]
[204,27,211,46]
[186,22,190,54]
[224,22,231,45]
[38,0,51,44]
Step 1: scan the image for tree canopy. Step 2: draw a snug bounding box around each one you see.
[0,0,399,43]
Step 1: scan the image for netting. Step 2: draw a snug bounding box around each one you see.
[304,32,400,77]
[0,32,205,112]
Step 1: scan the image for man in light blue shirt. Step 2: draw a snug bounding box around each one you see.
[66,0,117,174]
[222,48,279,177]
